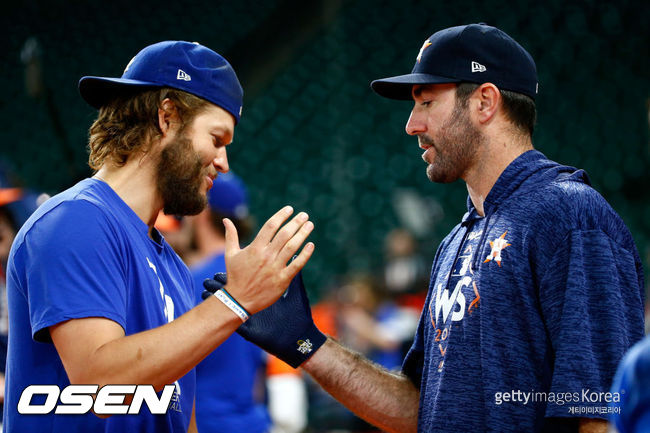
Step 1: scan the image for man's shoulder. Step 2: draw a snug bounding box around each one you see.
[517,171,637,255]
[522,171,619,224]
[12,180,119,253]
[523,168,598,205]
[549,173,602,203]
[30,184,111,227]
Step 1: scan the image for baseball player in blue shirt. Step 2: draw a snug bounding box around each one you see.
[3,41,314,432]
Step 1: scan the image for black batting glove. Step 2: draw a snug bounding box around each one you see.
[202,271,326,367]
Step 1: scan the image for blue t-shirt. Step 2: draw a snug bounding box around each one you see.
[3,178,196,433]
[402,151,645,433]
[191,253,270,433]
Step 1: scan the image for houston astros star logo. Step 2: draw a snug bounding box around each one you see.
[483,231,511,267]
[417,39,432,63]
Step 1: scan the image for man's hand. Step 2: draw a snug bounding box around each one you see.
[204,271,326,368]
[221,206,314,314]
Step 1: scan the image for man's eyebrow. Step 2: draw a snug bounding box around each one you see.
[210,126,233,140]
[412,86,423,97]
[210,125,228,133]
[210,126,233,144]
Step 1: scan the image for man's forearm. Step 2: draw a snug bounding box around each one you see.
[52,297,242,391]
[97,297,241,388]
[302,338,419,433]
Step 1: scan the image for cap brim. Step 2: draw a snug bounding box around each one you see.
[370,73,460,100]
[79,76,162,109]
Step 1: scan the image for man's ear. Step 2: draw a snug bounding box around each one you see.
[474,83,500,125]
[158,98,181,136]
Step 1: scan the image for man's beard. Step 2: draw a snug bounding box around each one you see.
[421,101,485,184]
[156,133,208,216]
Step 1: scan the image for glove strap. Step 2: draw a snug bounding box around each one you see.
[214,288,250,323]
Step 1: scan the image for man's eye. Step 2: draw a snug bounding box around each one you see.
[421,101,431,107]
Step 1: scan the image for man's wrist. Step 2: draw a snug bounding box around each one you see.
[286,323,327,368]
[302,336,332,371]
[213,288,250,322]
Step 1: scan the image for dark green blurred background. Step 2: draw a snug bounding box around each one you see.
[1,0,649,300]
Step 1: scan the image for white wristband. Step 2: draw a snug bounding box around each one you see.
[214,288,250,322]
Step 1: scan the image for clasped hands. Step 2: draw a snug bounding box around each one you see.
[203,206,325,367]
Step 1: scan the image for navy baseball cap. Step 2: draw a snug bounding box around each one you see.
[371,23,538,101]
[79,41,244,123]
[207,172,249,219]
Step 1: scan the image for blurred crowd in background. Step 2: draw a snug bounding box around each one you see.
[1,0,650,431]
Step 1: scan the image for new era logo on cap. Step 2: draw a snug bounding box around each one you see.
[471,61,486,73]
[177,69,191,81]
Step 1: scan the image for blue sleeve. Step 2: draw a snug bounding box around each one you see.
[539,229,645,418]
[610,336,650,433]
[22,200,128,342]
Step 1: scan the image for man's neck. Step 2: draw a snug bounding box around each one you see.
[94,155,163,228]
[464,136,533,216]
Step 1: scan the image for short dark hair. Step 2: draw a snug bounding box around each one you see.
[455,82,537,136]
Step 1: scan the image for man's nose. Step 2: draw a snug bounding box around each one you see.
[213,147,229,173]
[405,109,426,136]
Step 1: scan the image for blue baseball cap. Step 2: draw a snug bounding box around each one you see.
[371,23,538,101]
[207,172,249,219]
[79,41,244,123]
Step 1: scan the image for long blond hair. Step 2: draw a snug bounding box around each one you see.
[87,88,208,170]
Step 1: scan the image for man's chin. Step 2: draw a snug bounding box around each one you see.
[163,195,207,217]
[426,165,458,184]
